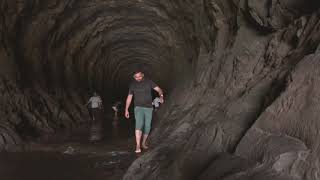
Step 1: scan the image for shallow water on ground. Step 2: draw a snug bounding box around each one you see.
[0,150,135,180]
[0,117,140,180]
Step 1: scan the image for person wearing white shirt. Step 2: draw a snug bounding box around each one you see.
[86,92,103,141]
[87,92,103,110]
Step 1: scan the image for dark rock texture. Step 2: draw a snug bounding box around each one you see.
[1,0,320,179]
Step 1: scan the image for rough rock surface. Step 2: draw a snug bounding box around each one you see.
[1,0,320,179]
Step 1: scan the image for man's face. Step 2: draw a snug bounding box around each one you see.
[133,72,144,82]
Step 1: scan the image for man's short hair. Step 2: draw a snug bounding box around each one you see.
[133,70,143,76]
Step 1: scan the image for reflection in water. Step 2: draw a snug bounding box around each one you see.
[0,114,137,180]
[0,151,135,180]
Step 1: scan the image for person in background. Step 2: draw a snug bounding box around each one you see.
[111,101,122,138]
[112,101,122,120]
[86,92,103,141]
[86,92,103,120]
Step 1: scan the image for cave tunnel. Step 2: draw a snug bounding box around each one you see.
[1,0,320,180]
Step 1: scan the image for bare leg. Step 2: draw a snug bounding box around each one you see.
[92,109,95,121]
[142,134,149,149]
[135,130,142,153]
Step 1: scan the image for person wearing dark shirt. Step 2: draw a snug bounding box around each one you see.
[125,71,164,153]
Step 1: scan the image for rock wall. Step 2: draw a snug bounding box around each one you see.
[124,0,320,180]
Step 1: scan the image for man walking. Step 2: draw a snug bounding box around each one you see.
[125,71,164,153]
[86,92,103,120]
[86,92,103,141]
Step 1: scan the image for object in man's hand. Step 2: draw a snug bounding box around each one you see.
[112,106,118,112]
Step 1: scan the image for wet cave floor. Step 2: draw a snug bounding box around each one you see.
[0,117,142,180]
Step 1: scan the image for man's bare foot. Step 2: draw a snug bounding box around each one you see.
[142,144,149,149]
[135,148,141,153]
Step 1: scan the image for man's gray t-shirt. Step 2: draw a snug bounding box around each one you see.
[128,79,157,108]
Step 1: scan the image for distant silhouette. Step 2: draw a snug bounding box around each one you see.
[111,101,122,138]
[112,101,121,121]
[86,92,103,141]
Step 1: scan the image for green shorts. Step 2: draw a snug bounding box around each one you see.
[134,106,153,134]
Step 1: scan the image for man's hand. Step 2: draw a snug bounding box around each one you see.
[125,94,133,119]
[160,96,164,103]
[154,86,164,103]
[125,110,130,119]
